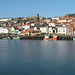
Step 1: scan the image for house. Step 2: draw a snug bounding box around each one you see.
[0,27,8,34]
[40,25,49,34]
[66,25,73,35]
[58,19,67,23]
[21,24,30,30]
[45,19,51,23]
[7,27,12,34]
[15,29,19,34]
[31,31,41,36]
[52,16,60,20]
[55,22,61,26]
[49,22,55,27]
[7,27,19,34]
[70,24,75,35]
[56,26,67,35]
[20,28,41,36]
[49,26,57,34]
[0,18,12,22]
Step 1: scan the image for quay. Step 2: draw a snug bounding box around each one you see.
[0,35,75,40]
[57,35,74,40]
[20,36,44,40]
[20,35,75,40]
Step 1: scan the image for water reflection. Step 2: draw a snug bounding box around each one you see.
[0,40,75,75]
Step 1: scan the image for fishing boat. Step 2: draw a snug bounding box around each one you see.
[13,36,20,40]
[43,35,57,40]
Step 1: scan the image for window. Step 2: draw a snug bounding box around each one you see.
[29,34,31,36]
[63,28,65,32]
[29,31,31,33]
[59,29,60,32]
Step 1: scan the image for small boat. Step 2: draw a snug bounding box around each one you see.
[73,38,75,40]
[13,36,20,40]
[3,38,8,40]
[3,37,10,40]
[43,35,57,40]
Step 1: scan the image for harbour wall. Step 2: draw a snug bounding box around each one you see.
[0,35,75,40]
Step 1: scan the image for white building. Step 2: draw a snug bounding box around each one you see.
[22,25,30,30]
[49,27,56,34]
[57,27,67,35]
[0,18,12,22]
[0,27,8,34]
[34,27,37,31]
[40,26,49,34]
[31,23,35,26]
[52,17,60,20]
[49,22,55,27]
[58,19,67,23]
[45,19,51,23]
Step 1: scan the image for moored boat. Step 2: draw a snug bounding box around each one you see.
[43,35,57,40]
[3,37,10,40]
[73,38,75,40]
[13,36,20,40]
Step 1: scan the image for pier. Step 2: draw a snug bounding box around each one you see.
[20,36,44,40]
[57,35,74,40]
[0,34,75,40]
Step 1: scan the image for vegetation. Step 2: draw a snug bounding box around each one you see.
[66,13,75,17]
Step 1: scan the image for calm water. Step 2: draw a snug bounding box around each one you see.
[0,40,75,75]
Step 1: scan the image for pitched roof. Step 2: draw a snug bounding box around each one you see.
[71,24,75,29]
[21,28,34,33]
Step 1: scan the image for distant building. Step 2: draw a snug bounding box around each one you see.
[28,14,39,20]
[66,13,75,17]
[52,16,60,20]
[57,27,67,35]
[49,22,55,27]
[20,28,41,36]
[0,18,12,22]
[49,27,57,34]
[0,27,8,34]
[36,14,39,19]
[40,26,49,34]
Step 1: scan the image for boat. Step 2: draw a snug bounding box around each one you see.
[13,36,20,40]
[3,37,10,40]
[3,38,8,40]
[73,38,75,40]
[43,35,57,40]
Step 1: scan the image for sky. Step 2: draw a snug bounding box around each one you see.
[0,0,75,18]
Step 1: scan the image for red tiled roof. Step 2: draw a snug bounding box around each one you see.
[55,22,61,24]
[49,22,55,23]
[61,17,75,19]
[21,28,34,33]
[71,24,75,29]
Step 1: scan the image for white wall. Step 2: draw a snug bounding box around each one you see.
[22,25,30,30]
[57,27,67,35]
[0,18,12,22]
[0,28,8,33]
[40,27,48,33]
[52,17,60,20]
[49,23,55,26]
[58,20,67,23]
[49,27,53,33]
[34,27,37,31]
